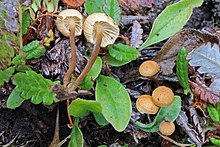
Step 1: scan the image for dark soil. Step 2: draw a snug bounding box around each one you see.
[0,0,220,146]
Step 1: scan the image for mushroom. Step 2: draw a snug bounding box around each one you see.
[152,86,174,107]
[56,9,83,87]
[61,0,85,8]
[136,95,159,114]
[139,60,160,77]
[159,120,175,136]
[69,13,119,91]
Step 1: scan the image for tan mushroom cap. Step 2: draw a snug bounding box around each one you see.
[159,121,175,136]
[136,95,159,114]
[56,9,83,37]
[83,13,119,47]
[139,60,160,77]
[152,86,174,107]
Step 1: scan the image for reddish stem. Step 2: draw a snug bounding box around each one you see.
[68,29,103,92]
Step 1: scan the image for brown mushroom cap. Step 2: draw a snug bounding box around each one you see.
[83,13,119,47]
[136,95,159,114]
[62,0,85,8]
[152,86,174,107]
[159,121,175,136]
[56,9,83,37]
[139,60,160,77]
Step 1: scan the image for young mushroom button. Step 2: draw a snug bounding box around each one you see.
[136,95,159,114]
[68,13,119,91]
[56,9,83,87]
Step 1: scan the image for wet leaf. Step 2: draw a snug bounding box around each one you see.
[22,40,46,59]
[0,66,15,86]
[135,96,181,132]
[153,29,219,75]
[6,89,24,109]
[79,57,102,90]
[68,98,102,118]
[13,71,57,105]
[139,0,204,50]
[84,0,122,24]
[96,75,132,132]
[130,21,143,48]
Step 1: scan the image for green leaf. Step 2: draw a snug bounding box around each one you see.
[12,55,26,65]
[6,89,24,109]
[107,43,139,62]
[68,120,84,147]
[93,113,109,126]
[68,98,102,118]
[84,0,122,24]
[96,75,131,132]
[0,66,15,86]
[139,0,203,50]
[103,56,130,67]
[135,96,181,132]
[22,40,46,59]
[79,57,102,90]
[22,11,30,35]
[13,71,56,105]
[207,104,220,122]
[0,31,16,69]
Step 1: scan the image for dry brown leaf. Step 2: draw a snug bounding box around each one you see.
[138,0,154,8]
[62,0,85,8]
[153,29,219,75]
[119,0,154,11]
[130,21,143,48]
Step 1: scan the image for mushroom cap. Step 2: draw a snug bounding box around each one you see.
[83,13,119,47]
[139,60,160,77]
[152,86,174,107]
[61,0,85,8]
[56,9,83,37]
[136,95,159,114]
[159,121,175,136]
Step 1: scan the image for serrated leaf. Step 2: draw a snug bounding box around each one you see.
[187,43,220,78]
[68,98,102,118]
[22,11,30,35]
[96,75,131,132]
[79,57,102,90]
[107,43,139,62]
[0,31,16,69]
[0,66,15,86]
[84,0,122,24]
[135,96,181,132]
[12,55,25,65]
[6,89,24,109]
[13,71,56,105]
[139,0,203,50]
[93,113,109,126]
[22,40,46,59]
[68,120,84,147]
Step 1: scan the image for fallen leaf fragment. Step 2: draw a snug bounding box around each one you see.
[153,29,219,75]
[131,21,143,48]
[62,0,85,8]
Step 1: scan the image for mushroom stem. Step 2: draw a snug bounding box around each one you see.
[68,29,103,92]
[63,23,77,87]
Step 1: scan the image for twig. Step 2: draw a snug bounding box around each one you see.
[49,105,60,147]
[158,132,193,147]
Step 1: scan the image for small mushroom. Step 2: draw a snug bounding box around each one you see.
[136,95,159,114]
[139,60,160,77]
[159,120,175,136]
[69,13,119,91]
[62,0,85,8]
[152,86,174,107]
[56,9,83,87]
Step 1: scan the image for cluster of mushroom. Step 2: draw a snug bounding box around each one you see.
[55,9,119,91]
[136,60,175,136]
